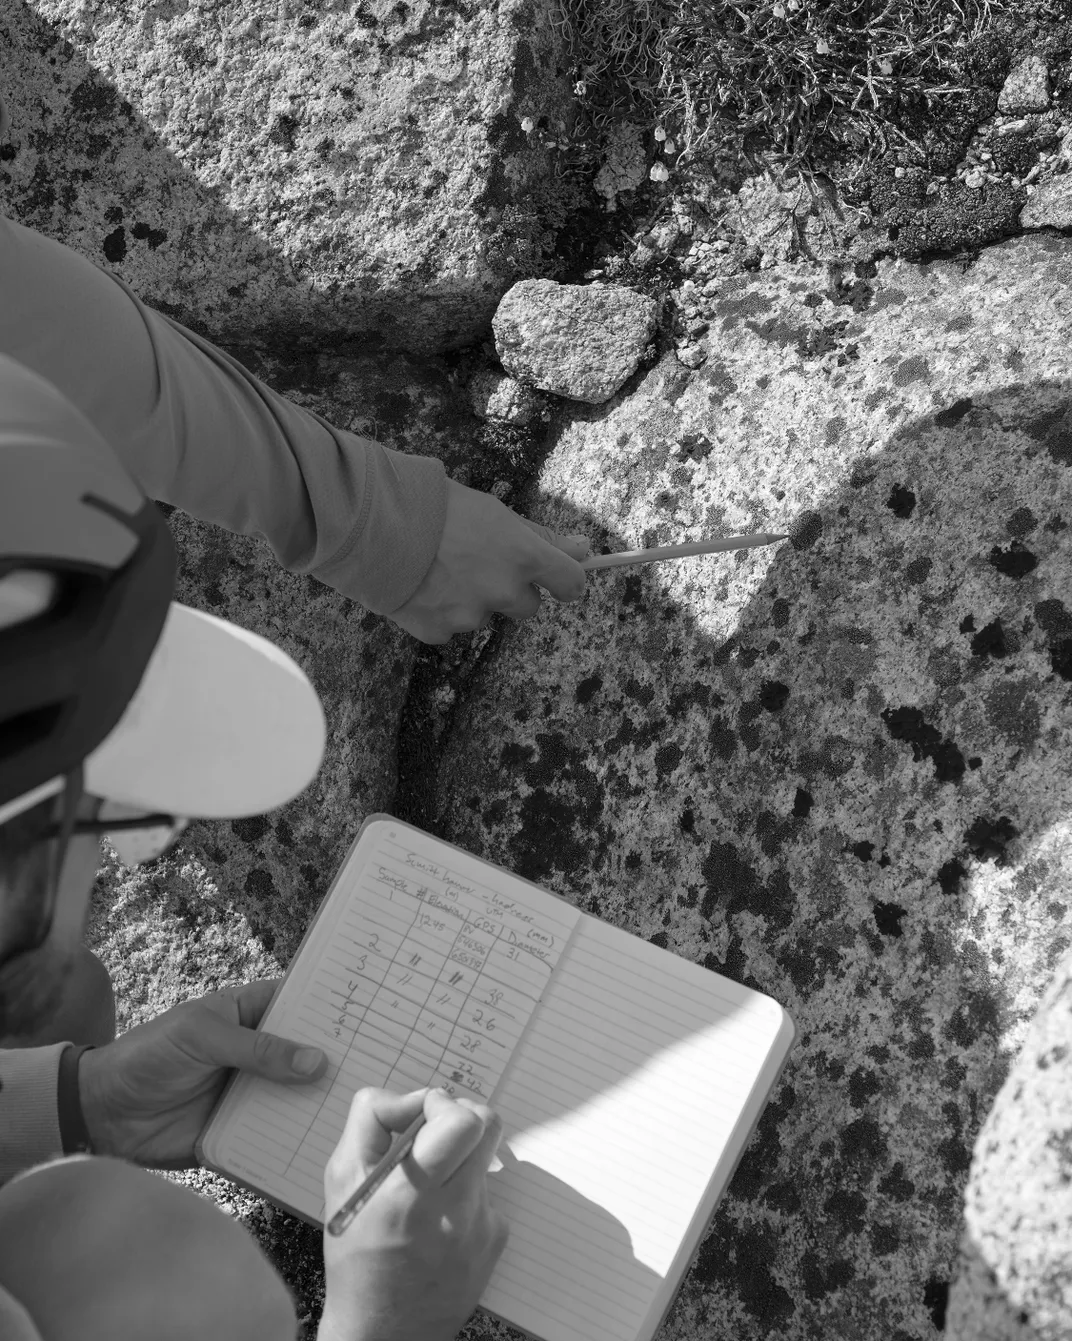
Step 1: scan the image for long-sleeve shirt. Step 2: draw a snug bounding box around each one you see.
[0,190,450,1329]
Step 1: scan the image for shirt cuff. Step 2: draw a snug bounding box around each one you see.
[313,442,448,615]
[0,1044,67,1186]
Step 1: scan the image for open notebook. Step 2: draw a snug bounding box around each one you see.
[197,816,795,1341]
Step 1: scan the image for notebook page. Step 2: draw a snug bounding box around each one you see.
[481,915,791,1341]
[201,818,580,1222]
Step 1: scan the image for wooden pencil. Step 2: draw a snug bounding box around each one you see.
[580,532,790,571]
[326,1111,428,1236]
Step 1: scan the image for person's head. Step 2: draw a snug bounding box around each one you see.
[0,1156,297,1341]
[0,353,328,1042]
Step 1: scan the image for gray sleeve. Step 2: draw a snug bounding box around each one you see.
[0,1044,66,1187]
[0,212,447,615]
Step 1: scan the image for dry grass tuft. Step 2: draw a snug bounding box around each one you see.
[550,0,1065,189]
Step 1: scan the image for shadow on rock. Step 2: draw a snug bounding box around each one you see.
[434,369,1072,1341]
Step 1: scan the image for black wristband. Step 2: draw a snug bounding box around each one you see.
[57,1044,95,1155]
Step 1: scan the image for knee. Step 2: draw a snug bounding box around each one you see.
[66,948,116,1046]
[0,947,115,1048]
[0,1156,296,1341]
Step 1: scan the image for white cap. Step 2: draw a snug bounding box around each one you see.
[0,600,326,828]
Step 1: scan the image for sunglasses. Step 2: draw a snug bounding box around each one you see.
[0,767,188,971]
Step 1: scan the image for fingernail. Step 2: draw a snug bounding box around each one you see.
[293,1047,324,1075]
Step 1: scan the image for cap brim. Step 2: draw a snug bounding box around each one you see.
[83,603,326,818]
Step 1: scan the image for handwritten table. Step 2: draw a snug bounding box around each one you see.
[206,825,577,1222]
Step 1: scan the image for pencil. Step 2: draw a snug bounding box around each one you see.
[326,1111,428,1237]
[580,532,790,571]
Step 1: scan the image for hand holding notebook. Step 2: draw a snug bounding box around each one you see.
[197,817,795,1341]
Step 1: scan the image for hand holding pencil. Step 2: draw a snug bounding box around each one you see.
[320,1086,508,1341]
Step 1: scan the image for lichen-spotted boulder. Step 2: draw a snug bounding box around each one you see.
[0,0,571,352]
[435,234,1072,1341]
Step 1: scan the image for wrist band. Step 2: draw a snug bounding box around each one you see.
[57,1044,95,1155]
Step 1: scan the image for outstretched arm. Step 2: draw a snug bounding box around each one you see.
[0,211,586,635]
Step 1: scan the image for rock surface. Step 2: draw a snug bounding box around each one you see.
[437,236,1072,1340]
[947,938,1072,1341]
[468,367,543,425]
[0,0,572,352]
[1021,173,1072,230]
[493,279,658,403]
[998,55,1052,116]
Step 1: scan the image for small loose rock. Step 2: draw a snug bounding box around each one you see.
[1020,174,1072,230]
[997,54,1051,115]
[467,368,542,426]
[492,280,657,405]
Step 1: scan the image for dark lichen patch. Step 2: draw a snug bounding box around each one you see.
[1022,402,1072,467]
[790,510,823,550]
[824,416,846,444]
[673,431,713,462]
[936,857,967,896]
[131,220,168,248]
[796,320,852,360]
[839,1115,888,1167]
[802,1251,856,1301]
[934,397,973,427]
[987,540,1039,580]
[696,1222,797,1326]
[102,225,126,262]
[232,815,270,843]
[574,674,602,704]
[1035,597,1072,639]
[758,680,790,712]
[923,1278,949,1330]
[848,1067,882,1107]
[904,556,932,585]
[968,619,1011,659]
[887,485,916,518]
[654,742,683,777]
[881,706,965,783]
[944,988,1000,1050]
[509,788,590,881]
[892,355,930,388]
[874,901,907,937]
[714,288,774,327]
[984,679,1041,747]
[1007,507,1038,538]
[964,815,1019,865]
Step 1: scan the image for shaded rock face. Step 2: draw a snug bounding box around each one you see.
[493,279,658,403]
[948,938,1072,1341]
[0,0,571,351]
[436,237,1072,1339]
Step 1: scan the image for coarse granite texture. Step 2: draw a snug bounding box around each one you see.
[998,55,1053,116]
[468,367,544,426]
[947,937,1072,1341]
[493,279,659,404]
[434,237,1072,1340]
[0,0,572,351]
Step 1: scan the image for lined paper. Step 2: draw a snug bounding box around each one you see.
[481,916,788,1341]
[200,819,793,1341]
[202,821,579,1222]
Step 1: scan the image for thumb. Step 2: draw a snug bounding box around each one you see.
[520,517,590,561]
[197,1011,328,1084]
